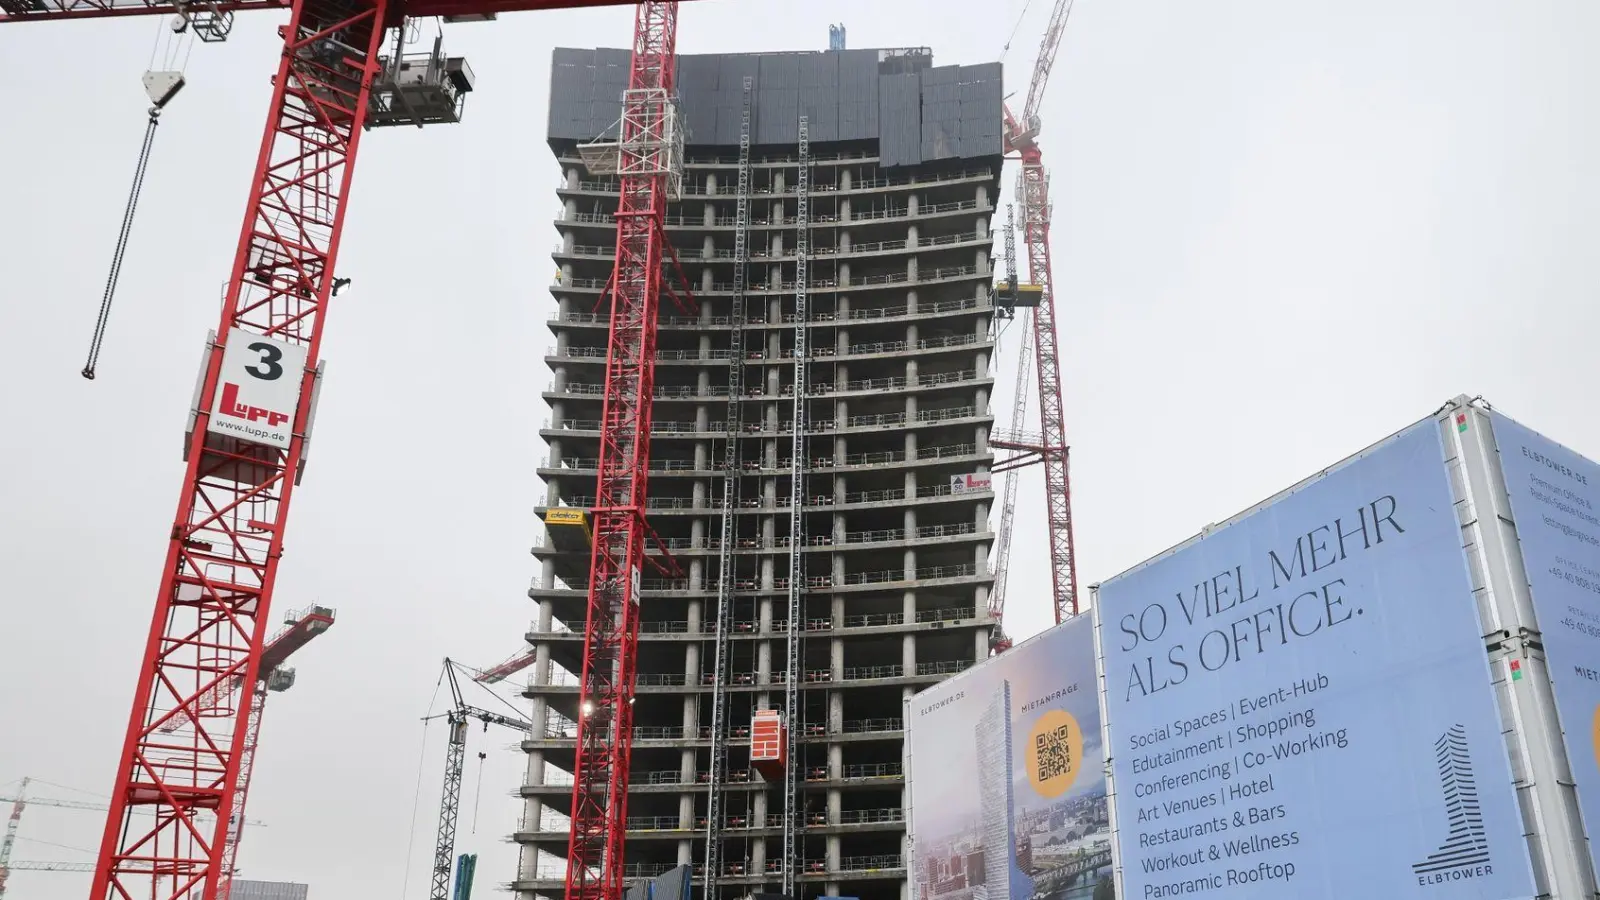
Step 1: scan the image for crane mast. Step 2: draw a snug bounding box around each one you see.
[566,7,687,900]
[432,661,532,900]
[996,0,1079,623]
[1018,156,1077,621]
[84,4,388,899]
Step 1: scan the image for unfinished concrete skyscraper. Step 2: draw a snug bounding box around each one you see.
[516,43,1005,900]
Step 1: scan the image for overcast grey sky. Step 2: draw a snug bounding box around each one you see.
[3,1,1599,898]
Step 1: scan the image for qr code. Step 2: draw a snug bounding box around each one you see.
[1036,725,1072,781]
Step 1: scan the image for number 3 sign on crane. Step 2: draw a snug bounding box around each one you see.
[205,328,311,451]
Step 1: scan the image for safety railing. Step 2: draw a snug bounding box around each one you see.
[841,717,903,734]
[841,664,902,680]
[840,563,977,587]
[917,659,972,676]
[551,265,983,295]
[561,168,992,198]
[838,854,904,872]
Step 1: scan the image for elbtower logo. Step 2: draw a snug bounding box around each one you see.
[1412,724,1494,886]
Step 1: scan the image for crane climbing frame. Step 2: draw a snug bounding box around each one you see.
[0,3,693,900]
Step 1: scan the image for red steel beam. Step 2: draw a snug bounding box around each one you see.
[87,2,388,899]
[565,5,679,900]
[1018,147,1078,622]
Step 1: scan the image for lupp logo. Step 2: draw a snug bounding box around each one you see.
[1024,708,1083,799]
[1412,723,1494,886]
[218,381,291,428]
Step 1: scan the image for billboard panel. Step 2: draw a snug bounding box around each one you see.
[906,614,1113,900]
[1493,411,1600,880]
[1097,421,1533,899]
[206,327,308,450]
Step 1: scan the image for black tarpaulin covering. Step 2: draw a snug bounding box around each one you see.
[546,48,1002,167]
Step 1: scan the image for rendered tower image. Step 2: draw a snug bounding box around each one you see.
[517,44,1005,900]
[973,681,1031,900]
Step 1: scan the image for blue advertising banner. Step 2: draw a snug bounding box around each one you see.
[1098,421,1533,899]
[1493,411,1600,881]
[907,614,1114,900]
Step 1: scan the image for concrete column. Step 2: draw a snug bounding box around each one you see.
[977,183,989,207]
[840,170,852,191]
[751,796,769,872]
[831,636,844,680]
[976,621,991,659]
[758,601,773,683]
[565,167,580,189]
[839,261,851,287]
[908,194,919,216]
[563,198,577,220]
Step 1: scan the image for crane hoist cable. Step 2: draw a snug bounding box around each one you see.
[81,65,186,380]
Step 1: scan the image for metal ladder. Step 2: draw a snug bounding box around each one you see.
[703,75,754,900]
[781,114,812,899]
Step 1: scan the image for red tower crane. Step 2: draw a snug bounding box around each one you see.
[0,3,688,900]
[563,8,692,900]
[990,0,1080,628]
[212,606,334,900]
